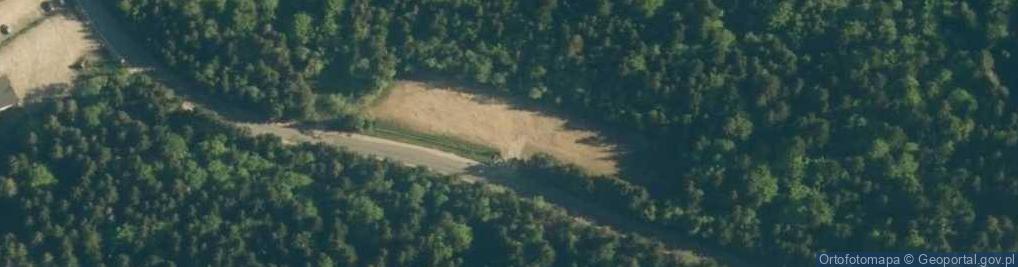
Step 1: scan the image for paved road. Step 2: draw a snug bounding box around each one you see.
[77,2,756,266]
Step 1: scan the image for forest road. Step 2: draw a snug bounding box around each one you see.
[240,123,484,182]
[78,1,756,266]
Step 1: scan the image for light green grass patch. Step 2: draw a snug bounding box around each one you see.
[366,119,501,163]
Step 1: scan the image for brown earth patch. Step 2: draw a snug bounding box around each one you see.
[368,81,618,175]
[0,0,45,37]
[0,15,99,100]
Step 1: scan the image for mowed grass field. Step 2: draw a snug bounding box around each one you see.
[367,81,619,175]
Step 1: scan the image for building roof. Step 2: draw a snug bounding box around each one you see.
[0,76,17,109]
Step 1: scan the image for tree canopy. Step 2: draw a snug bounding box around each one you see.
[0,72,713,266]
[111,0,1018,265]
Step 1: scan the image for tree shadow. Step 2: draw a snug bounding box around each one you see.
[21,83,72,104]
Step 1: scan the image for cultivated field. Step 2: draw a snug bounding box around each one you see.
[369,81,619,175]
[0,15,98,100]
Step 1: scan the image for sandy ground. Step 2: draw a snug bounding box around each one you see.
[0,15,98,99]
[369,81,619,175]
[0,0,45,37]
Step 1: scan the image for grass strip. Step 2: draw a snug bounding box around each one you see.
[367,119,501,163]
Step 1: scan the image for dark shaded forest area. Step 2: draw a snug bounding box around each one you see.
[110,0,1018,265]
[0,73,714,266]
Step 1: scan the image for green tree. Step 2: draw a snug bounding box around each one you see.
[746,165,777,205]
[0,177,16,197]
[25,164,57,189]
[292,13,315,45]
[723,113,754,141]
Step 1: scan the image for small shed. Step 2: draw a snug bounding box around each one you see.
[0,76,18,112]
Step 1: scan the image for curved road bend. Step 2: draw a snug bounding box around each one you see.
[78,2,756,266]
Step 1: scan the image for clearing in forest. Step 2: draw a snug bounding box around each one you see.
[368,81,618,175]
[0,15,98,100]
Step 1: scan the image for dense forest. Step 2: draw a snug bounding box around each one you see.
[110,0,1018,265]
[0,72,715,266]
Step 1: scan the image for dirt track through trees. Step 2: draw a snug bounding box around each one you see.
[240,122,481,178]
[78,1,755,265]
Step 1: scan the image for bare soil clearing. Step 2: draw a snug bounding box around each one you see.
[368,81,619,175]
[0,0,45,37]
[0,15,98,99]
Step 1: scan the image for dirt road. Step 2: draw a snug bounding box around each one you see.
[240,123,482,180]
[240,122,753,266]
[78,2,755,266]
